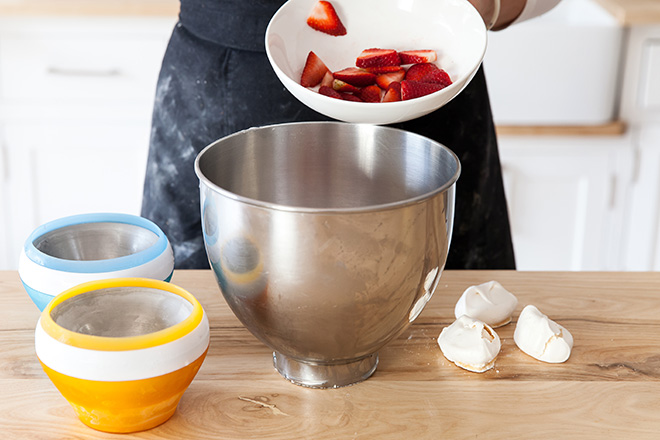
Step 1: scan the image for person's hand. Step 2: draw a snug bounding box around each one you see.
[468,0,526,30]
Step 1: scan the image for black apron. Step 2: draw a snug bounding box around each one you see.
[141,0,516,270]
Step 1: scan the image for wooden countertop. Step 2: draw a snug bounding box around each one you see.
[2,269,660,438]
[0,0,660,25]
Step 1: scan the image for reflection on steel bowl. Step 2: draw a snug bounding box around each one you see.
[195,122,460,388]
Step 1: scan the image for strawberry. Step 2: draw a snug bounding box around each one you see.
[400,80,445,100]
[364,65,405,74]
[355,48,401,69]
[319,85,342,99]
[405,63,452,87]
[382,82,401,102]
[333,67,376,87]
[332,79,360,93]
[357,85,382,103]
[320,71,334,88]
[300,51,330,88]
[375,67,405,89]
[398,50,437,64]
[341,93,363,102]
[306,1,347,36]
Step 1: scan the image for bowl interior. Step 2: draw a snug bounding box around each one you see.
[266,0,487,123]
[197,123,460,210]
[51,287,193,337]
[33,222,159,261]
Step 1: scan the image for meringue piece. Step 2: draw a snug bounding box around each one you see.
[514,305,573,363]
[454,280,518,328]
[438,315,501,373]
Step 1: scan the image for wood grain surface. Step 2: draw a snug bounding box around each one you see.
[2,270,660,439]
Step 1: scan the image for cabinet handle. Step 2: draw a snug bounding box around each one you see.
[46,67,122,77]
[609,175,617,209]
[0,137,7,182]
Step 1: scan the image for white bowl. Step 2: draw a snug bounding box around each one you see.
[265,0,487,124]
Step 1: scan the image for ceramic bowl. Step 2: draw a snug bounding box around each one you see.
[196,122,460,388]
[35,278,210,433]
[19,213,174,311]
[265,0,487,124]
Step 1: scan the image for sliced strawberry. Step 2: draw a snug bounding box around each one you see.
[355,48,401,69]
[375,67,405,89]
[333,67,376,87]
[320,70,334,88]
[382,82,401,102]
[356,85,382,103]
[398,50,437,64]
[405,63,452,87]
[306,1,347,36]
[364,65,405,74]
[300,51,330,88]
[332,79,360,93]
[341,93,363,102]
[319,85,342,99]
[400,80,445,100]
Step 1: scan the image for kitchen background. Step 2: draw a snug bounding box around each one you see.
[0,0,657,271]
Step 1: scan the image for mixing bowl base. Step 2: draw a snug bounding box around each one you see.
[273,352,379,389]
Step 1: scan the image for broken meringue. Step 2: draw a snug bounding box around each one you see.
[454,280,518,328]
[438,315,501,373]
[514,305,573,363]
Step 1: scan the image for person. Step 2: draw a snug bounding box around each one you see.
[141,0,562,270]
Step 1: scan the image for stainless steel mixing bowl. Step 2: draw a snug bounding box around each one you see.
[195,122,460,388]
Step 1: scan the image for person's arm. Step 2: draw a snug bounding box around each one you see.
[468,0,562,31]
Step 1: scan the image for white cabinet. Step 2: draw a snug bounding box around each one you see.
[617,25,660,270]
[620,125,660,270]
[499,135,632,271]
[0,127,8,269]
[0,16,176,269]
[495,18,660,271]
[620,25,660,124]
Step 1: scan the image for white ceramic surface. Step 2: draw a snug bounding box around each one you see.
[485,0,623,125]
[266,0,487,124]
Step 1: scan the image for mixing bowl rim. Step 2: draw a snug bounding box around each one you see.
[23,213,170,273]
[40,277,204,351]
[194,122,461,214]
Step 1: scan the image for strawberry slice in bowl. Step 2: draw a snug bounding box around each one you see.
[382,82,402,103]
[300,51,331,88]
[400,80,447,101]
[333,67,376,87]
[405,63,452,87]
[398,50,437,65]
[375,67,406,89]
[356,48,401,69]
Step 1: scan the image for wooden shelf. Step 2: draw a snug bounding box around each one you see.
[0,0,179,16]
[496,121,627,137]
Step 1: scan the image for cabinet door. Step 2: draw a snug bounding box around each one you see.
[499,136,630,271]
[0,130,8,269]
[3,121,150,270]
[622,125,660,270]
[620,26,660,124]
